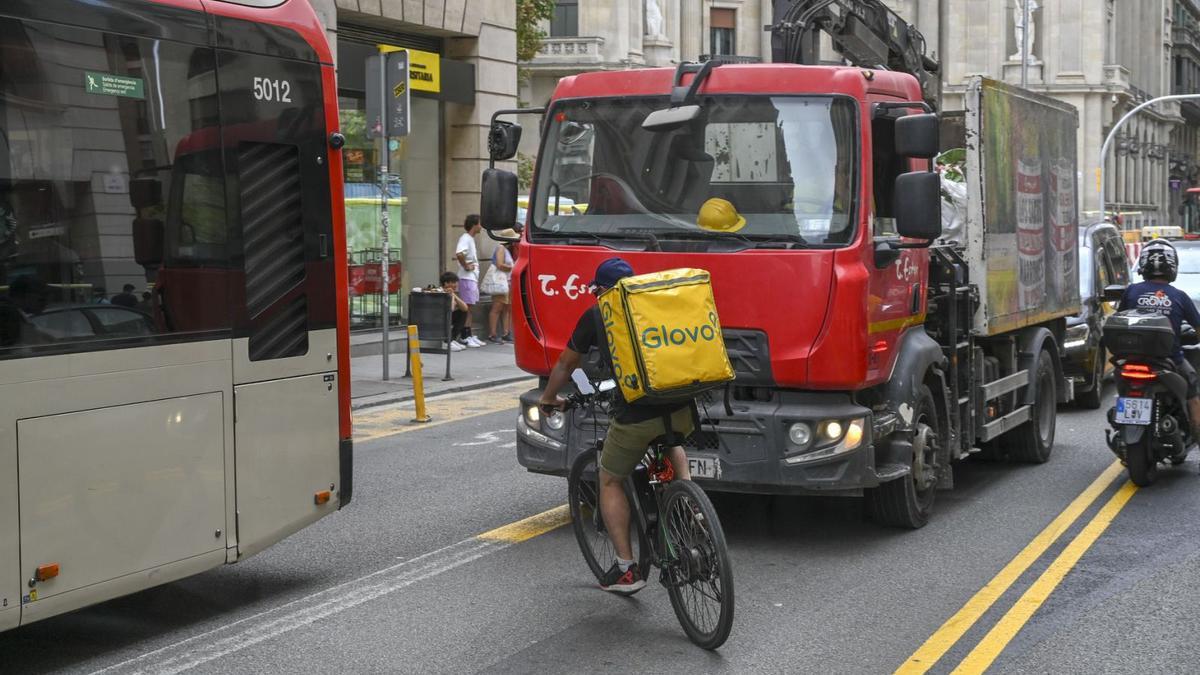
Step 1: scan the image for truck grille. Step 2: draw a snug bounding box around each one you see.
[724,329,773,385]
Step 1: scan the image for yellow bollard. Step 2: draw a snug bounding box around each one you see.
[407,324,432,423]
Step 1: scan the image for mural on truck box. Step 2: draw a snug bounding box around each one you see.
[980,79,1079,334]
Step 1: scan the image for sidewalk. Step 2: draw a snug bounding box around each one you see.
[350,330,534,410]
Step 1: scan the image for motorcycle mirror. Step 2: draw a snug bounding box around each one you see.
[1103,284,1126,303]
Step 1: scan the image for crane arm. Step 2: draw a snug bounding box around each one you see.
[767,0,940,107]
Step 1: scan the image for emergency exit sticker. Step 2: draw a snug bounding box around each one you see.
[85,71,145,99]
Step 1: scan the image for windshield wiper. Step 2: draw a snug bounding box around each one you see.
[536,230,662,251]
[654,229,809,249]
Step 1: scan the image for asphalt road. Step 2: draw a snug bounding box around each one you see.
[4,383,1200,674]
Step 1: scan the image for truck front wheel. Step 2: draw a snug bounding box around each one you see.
[867,385,939,529]
[1009,352,1057,463]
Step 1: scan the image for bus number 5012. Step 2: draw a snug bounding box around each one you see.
[253,77,292,103]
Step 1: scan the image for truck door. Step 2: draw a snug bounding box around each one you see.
[866,104,929,382]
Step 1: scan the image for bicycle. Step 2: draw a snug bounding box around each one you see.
[561,385,735,650]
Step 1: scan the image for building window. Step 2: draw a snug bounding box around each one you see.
[551,0,579,38]
[710,8,736,56]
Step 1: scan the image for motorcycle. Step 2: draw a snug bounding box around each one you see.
[1103,307,1200,486]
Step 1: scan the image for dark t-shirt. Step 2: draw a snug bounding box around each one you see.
[111,292,138,308]
[568,304,689,424]
[1119,280,1200,361]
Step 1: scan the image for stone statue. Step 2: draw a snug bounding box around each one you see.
[1009,0,1040,62]
[645,0,665,37]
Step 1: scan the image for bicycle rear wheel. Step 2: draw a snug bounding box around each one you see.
[661,480,734,650]
[567,450,649,583]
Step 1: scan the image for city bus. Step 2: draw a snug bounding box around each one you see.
[0,0,351,630]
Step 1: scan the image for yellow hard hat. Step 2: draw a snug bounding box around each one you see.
[698,198,746,233]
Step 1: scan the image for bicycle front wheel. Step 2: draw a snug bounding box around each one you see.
[661,480,734,650]
[567,450,649,583]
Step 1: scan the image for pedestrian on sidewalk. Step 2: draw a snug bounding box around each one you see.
[485,232,516,344]
[454,214,486,348]
[439,272,473,351]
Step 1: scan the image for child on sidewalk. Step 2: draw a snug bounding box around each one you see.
[439,272,475,351]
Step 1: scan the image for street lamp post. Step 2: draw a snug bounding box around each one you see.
[1098,93,1200,224]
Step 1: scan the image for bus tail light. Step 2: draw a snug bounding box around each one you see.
[35,563,59,582]
[314,490,332,505]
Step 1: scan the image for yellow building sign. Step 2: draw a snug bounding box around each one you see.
[378,45,440,94]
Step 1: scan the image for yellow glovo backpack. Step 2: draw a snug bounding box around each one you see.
[596,268,735,405]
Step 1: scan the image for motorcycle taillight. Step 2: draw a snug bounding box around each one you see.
[1120,363,1157,381]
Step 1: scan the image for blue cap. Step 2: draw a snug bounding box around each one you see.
[590,257,634,289]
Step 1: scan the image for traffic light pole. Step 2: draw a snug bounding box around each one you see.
[379,58,391,380]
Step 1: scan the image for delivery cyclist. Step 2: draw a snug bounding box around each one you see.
[1119,239,1200,428]
[539,257,695,595]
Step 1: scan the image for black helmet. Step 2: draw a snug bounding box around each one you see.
[1138,239,1178,282]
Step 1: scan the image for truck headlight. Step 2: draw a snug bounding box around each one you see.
[844,418,865,450]
[1064,324,1089,350]
[823,420,843,441]
[545,410,566,431]
[524,405,541,429]
[788,422,813,448]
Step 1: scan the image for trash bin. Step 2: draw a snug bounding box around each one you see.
[406,291,452,381]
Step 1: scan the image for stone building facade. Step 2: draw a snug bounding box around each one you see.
[519,0,776,156]
[887,0,1200,231]
[309,0,517,323]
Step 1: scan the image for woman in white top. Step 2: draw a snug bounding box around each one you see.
[487,235,516,343]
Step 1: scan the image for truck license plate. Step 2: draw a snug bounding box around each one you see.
[688,455,720,480]
[1116,397,1153,425]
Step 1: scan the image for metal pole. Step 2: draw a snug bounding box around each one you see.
[379,54,391,381]
[1020,0,1029,88]
[1098,94,1200,225]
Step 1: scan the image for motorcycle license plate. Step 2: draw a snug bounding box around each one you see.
[1115,397,1153,425]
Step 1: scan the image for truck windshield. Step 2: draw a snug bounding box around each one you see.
[531,95,857,247]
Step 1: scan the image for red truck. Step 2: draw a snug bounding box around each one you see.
[479,12,1079,528]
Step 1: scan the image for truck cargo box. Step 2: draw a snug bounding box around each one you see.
[955,78,1081,336]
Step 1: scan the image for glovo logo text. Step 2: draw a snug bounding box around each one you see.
[640,312,720,350]
[600,302,629,386]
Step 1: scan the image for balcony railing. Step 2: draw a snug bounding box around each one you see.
[1104,64,1131,91]
[531,37,606,65]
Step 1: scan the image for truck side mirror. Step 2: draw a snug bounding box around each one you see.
[894,171,942,241]
[1103,284,1126,303]
[895,114,939,159]
[132,218,164,266]
[480,168,518,231]
[488,121,522,161]
[129,178,161,209]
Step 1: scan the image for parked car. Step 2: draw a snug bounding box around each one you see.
[29,304,155,341]
[1064,221,1130,409]
[1170,240,1200,304]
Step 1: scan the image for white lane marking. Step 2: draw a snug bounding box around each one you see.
[93,538,507,675]
[453,430,501,447]
[499,442,517,449]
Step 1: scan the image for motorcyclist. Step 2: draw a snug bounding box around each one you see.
[1119,239,1200,428]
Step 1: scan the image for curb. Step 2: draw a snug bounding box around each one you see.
[351,374,536,412]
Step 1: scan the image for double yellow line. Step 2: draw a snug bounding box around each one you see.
[898,460,1136,674]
